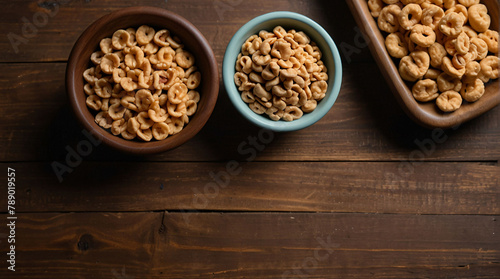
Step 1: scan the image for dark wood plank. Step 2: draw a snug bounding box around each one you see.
[0,0,372,63]
[1,212,498,278]
[1,63,499,162]
[2,161,498,214]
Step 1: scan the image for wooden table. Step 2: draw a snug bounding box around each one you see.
[1,0,499,278]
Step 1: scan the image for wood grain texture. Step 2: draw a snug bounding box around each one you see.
[0,212,498,278]
[1,161,498,214]
[1,63,499,162]
[1,1,499,278]
[0,0,372,63]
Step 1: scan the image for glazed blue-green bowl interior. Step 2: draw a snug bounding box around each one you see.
[223,11,342,132]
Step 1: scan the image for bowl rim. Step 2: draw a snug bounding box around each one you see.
[223,11,343,132]
[66,6,219,155]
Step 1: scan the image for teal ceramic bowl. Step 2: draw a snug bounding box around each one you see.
[223,11,342,132]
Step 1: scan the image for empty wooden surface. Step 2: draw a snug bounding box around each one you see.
[0,0,499,278]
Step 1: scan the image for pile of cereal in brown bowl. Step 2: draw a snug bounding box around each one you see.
[83,25,201,141]
[368,0,499,112]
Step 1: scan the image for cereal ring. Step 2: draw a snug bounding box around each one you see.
[479,56,500,79]
[385,32,409,58]
[101,98,110,112]
[121,129,136,140]
[421,5,445,30]
[157,46,176,67]
[95,112,113,129]
[382,0,399,4]
[399,51,430,81]
[141,42,159,56]
[468,4,490,33]
[436,91,462,112]
[100,53,120,74]
[280,68,298,79]
[153,29,170,47]
[252,50,272,66]
[124,46,144,69]
[136,25,155,45]
[464,60,481,79]
[478,30,499,54]
[175,50,195,69]
[91,51,104,65]
[457,0,478,7]
[136,128,153,141]
[167,83,188,105]
[112,29,130,50]
[399,4,423,30]
[185,100,197,116]
[148,101,168,123]
[461,26,478,38]
[294,31,310,45]
[424,68,442,80]
[84,83,95,96]
[445,4,468,23]
[410,24,436,47]
[368,0,384,17]
[120,95,138,111]
[187,90,200,103]
[125,28,137,47]
[112,68,126,84]
[441,56,466,78]
[476,70,490,83]
[301,99,317,113]
[108,103,126,120]
[100,38,113,54]
[469,37,489,61]
[120,77,138,92]
[454,32,470,55]
[412,79,439,102]
[248,101,266,114]
[429,42,447,68]
[460,78,484,102]
[94,78,112,98]
[186,71,201,90]
[437,72,462,92]
[438,12,464,36]
[136,111,154,130]
[273,26,287,38]
[241,91,255,104]
[151,122,170,140]
[135,89,154,111]
[311,80,328,100]
[265,106,284,121]
[261,61,280,80]
[379,5,403,33]
[166,36,183,49]
[443,0,457,9]
[83,67,99,85]
[238,56,253,74]
[253,83,273,102]
[452,53,472,69]
[111,119,127,136]
[167,101,187,118]
[284,106,303,121]
[270,39,292,62]
[86,95,102,111]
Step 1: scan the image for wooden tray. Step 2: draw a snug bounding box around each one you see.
[347,0,499,129]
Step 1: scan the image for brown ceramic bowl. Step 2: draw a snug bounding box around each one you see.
[66,6,219,154]
[347,0,499,129]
